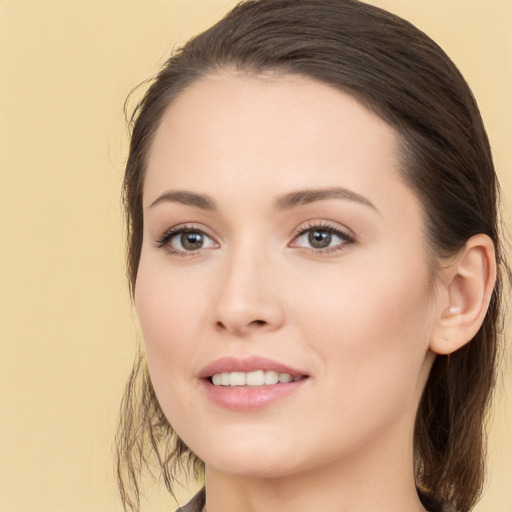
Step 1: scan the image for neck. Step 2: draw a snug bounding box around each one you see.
[203,423,427,512]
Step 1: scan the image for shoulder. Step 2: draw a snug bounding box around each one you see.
[418,488,456,512]
[175,488,206,512]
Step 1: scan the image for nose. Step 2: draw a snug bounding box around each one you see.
[213,246,285,336]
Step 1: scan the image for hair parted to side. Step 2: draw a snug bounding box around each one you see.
[116,1,509,511]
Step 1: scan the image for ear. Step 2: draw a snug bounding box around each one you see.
[430,234,497,355]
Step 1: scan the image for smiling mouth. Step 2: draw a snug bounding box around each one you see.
[210,370,306,387]
[200,356,310,394]
[201,358,310,410]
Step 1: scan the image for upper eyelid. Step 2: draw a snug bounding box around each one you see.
[157,220,351,238]
[154,223,219,247]
[291,220,355,240]
[167,223,216,237]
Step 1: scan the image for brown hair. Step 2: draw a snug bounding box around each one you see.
[116,1,508,511]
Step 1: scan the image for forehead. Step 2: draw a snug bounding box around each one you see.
[145,72,403,200]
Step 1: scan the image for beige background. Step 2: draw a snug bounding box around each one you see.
[0,1,510,511]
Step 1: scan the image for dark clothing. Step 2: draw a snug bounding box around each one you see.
[176,488,205,512]
[176,487,455,512]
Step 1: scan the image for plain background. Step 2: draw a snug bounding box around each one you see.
[1,1,510,511]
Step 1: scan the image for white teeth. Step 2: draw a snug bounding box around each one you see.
[265,370,279,385]
[230,372,246,386]
[211,370,300,387]
[278,372,293,383]
[246,370,265,386]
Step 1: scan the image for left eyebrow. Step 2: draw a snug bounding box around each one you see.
[148,190,216,211]
[273,187,379,213]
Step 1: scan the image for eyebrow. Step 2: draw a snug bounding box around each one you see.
[149,190,216,210]
[148,187,378,213]
[273,187,378,213]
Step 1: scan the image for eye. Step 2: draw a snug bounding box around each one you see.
[155,225,218,255]
[290,222,355,253]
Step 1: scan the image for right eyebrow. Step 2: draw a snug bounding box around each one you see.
[273,187,379,214]
[148,190,216,211]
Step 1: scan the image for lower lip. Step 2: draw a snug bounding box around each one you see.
[201,379,308,411]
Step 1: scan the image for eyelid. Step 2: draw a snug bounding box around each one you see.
[153,220,356,256]
[154,223,219,255]
[290,219,355,240]
[289,220,356,253]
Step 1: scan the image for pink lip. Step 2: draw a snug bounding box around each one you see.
[198,356,306,379]
[198,356,309,411]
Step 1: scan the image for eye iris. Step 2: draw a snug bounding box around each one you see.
[181,231,204,250]
[308,229,331,249]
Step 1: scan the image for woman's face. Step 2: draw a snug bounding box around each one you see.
[136,73,438,478]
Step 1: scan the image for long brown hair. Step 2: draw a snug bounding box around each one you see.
[116,1,508,510]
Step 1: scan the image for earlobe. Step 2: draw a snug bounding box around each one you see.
[430,234,496,355]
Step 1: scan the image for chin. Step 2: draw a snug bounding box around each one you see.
[206,455,300,480]
[190,430,304,478]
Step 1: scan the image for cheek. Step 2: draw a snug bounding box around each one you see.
[294,260,434,402]
[297,256,432,338]
[134,265,213,437]
[134,260,205,391]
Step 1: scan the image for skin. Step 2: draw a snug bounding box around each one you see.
[135,72,446,512]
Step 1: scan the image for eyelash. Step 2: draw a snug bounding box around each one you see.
[154,224,218,257]
[290,220,356,255]
[154,221,356,257]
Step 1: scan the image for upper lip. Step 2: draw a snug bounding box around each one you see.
[198,356,307,379]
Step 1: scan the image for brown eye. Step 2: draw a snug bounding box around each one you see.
[156,226,218,255]
[291,223,355,254]
[179,231,205,251]
[308,230,332,249]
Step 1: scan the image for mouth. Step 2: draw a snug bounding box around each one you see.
[210,369,305,387]
[199,356,309,410]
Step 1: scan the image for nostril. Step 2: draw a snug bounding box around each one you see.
[215,318,267,333]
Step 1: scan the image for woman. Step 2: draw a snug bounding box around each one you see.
[116,1,508,511]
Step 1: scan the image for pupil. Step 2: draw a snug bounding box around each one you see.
[309,230,331,249]
[181,231,203,250]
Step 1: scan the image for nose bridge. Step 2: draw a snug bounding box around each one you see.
[214,233,284,334]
